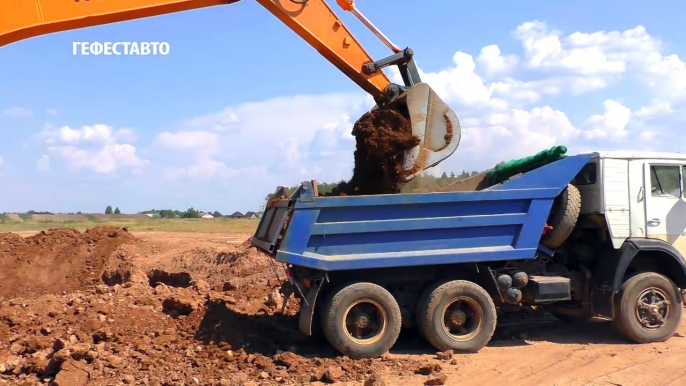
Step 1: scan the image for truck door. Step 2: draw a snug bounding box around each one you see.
[643,162,686,253]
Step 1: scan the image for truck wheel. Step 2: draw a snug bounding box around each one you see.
[613,272,682,343]
[416,280,497,353]
[541,183,581,249]
[321,282,402,359]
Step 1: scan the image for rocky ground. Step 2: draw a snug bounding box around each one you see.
[1,226,686,386]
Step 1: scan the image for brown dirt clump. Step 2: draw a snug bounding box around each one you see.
[0,226,135,300]
[328,108,419,196]
[0,229,393,385]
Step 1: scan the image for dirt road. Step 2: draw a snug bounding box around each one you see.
[382,319,686,386]
[1,228,685,386]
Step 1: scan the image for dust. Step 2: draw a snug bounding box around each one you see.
[328,108,419,196]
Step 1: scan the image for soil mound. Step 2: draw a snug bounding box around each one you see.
[0,226,135,299]
[0,231,396,385]
[157,243,277,289]
[329,108,418,196]
[0,265,383,385]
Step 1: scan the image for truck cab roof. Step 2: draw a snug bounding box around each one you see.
[583,151,686,161]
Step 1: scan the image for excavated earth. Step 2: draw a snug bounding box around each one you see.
[2,227,686,386]
[328,108,419,196]
[0,227,404,385]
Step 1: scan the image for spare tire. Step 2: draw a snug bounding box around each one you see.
[541,184,581,249]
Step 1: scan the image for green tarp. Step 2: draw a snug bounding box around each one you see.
[478,145,568,189]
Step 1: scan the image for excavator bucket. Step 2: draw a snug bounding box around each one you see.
[390,82,461,180]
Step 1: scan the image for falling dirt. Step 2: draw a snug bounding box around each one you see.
[2,228,686,386]
[328,108,419,196]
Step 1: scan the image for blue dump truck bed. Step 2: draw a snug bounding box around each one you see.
[252,153,592,271]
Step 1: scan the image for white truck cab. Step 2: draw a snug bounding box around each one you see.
[538,151,686,345]
[575,151,686,255]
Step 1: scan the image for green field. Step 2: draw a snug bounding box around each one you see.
[0,216,260,234]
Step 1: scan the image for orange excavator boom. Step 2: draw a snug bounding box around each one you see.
[0,0,461,178]
[1,0,390,100]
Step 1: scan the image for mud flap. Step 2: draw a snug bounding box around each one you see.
[591,287,615,319]
[298,278,324,336]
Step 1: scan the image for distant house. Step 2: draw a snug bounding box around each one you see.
[244,211,258,219]
[229,211,244,218]
[201,213,214,219]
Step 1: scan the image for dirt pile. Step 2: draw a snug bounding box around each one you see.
[0,229,397,385]
[328,108,419,196]
[0,226,135,300]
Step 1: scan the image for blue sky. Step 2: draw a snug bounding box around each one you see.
[1,0,685,214]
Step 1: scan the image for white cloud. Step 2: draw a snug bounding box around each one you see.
[36,155,50,172]
[36,124,146,174]
[164,20,686,185]
[160,94,371,184]
[508,21,686,103]
[47,144,146,174]
[643,54,686,99]
[0,156,4,168]
[2,107,33,119]
[155,131,230,179]
[155,130,270,180]
[40,124,136,145]
[156,131,219,152]
[582,100,632,140]
[46,108,57,116]
[477,45,519,77]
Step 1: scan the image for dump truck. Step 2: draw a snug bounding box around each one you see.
[252,150,686,359]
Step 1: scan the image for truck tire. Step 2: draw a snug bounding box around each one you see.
[321,282,402,359]
[613,272,682,344]
[416,280,497,353]
[541,183,581,249]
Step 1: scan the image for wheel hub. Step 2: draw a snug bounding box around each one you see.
[448,310,467,327]
[343,299,388,345]
[635,287,671,329]
[354,313,371,329]
[441,297,484,342]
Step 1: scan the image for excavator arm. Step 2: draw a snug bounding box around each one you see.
[0,0,460,178]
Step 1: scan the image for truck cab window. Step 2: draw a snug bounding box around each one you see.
[650,165,681,198]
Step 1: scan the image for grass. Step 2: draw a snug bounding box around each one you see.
[0,217,261,234]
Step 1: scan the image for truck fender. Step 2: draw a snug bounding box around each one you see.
[591,238,686,318]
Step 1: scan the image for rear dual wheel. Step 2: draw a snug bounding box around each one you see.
[321,282,402,359]
[416,280,497,352]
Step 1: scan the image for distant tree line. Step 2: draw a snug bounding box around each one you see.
[104,206,121,215]
[139,208,229,219]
